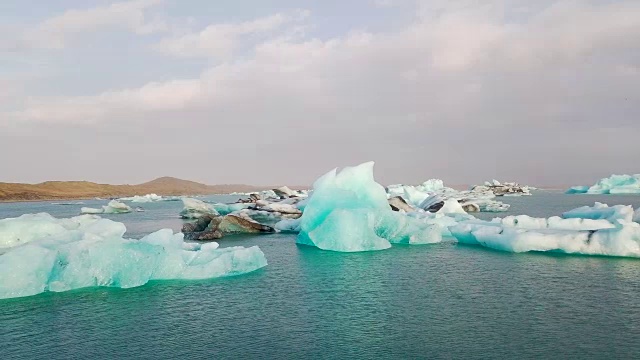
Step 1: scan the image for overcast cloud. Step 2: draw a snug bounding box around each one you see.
[1,0,639,187]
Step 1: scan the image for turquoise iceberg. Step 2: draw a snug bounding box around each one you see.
[567,174,640,194]
[0,214,267,300]
[297,162,441,252]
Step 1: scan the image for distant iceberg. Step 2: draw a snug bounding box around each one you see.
[0,214,267,300]
[179,198,219,219]
[119,193,164,203]
[471,180,533,196]
[387,180,511,213]
[80,200,132,214]
[567,174,640,194]
[449,203,640,257]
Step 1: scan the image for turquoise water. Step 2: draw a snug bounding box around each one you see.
[1,192,640,359]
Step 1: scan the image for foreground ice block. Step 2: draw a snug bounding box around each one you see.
[450,222,640,257]
[567,174,640,194]
[0,214,267,300]
[449,203,640,257]
[0,213,126,249]
[297,162,441,252]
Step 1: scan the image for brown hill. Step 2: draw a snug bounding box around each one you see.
[0,177,268,202]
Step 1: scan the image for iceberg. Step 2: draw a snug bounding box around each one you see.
[450,222,640,257]
[387,181,510,213]
[80,200,132,214]
[449,203,640,257]
[296,162,442,252]
[472,180,533,196]
[561,202,634,223]
[0,213,125,250]
[179,198,219,219]
[119,193,164,203]
[210,202,252,215]
[0,214,267,300]
[567,174,640,194]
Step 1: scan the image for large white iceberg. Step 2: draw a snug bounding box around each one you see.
[449,203,640,257]
[567,174,640,194]
[0,214,267,300]
[296,162,441,252]
[179,198,219,219]
[80,200,132,214]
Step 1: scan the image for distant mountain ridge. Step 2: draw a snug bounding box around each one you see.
[0,177,271,202]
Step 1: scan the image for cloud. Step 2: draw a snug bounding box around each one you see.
[2,0,640,185]
[373,0,396,8]
[4,0,165,51]
[154,11,309,59]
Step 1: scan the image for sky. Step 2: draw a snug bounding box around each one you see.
[1,0,639,187]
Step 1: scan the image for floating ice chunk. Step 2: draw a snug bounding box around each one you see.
[119,194,164,203]
[450,202,640,257]
[179,198,219,219]
[103,200,133,213]
[419,179,445,192]
[0,214,267,300]
[80,207,104,214]
[0,213,125,249]
[210,203,251,216]
[297,162,442,252]
[562,202,634,223]
[634,208,640,223]
[80,200,132,215]
[437,199,467,215]
[472,180,532,196]
[375,211,442,244]
[450,222,640,257]
[275,218,302,232]
[495,215,615,231]
[255,201,302,216]
[476,200,510,212]
[298,209,391,252]
[567,174,640,194]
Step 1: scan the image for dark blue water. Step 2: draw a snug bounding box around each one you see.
[1,192,639,359]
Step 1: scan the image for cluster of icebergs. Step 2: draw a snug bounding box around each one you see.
[567,174,640,194]
[178,189,306,240]
[3,164,640,301]
[281,162,640,257]
[0,213,267,300]
[386,178,532,213]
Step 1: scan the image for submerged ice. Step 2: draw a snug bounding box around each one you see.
[0,214,267,300]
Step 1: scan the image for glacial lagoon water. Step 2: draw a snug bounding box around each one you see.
[1,191,640,359]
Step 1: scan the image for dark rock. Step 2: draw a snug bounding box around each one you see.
[426,201,445,213]
[388,196,415,212]
[218,214,276,234]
